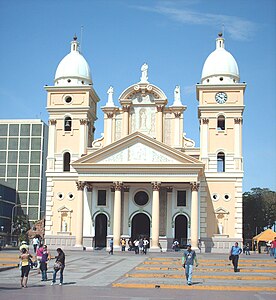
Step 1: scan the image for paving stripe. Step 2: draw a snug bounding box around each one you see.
[143,261,273,267]
[148,258,273,263]
[0,263,18,267]
[148,254,273,262]
[112,283,276,292]
[135,267,276,273]
[125,273,275,280]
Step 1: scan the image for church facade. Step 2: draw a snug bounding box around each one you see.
[44,34,246,253]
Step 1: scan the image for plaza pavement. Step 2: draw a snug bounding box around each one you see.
[0,249,275,299]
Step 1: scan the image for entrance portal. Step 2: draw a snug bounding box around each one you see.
[175,215,188,248]
[95,214,107,248]
[131,213,150,240]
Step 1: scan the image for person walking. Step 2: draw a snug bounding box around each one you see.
[229,242,242,272]
[36,244,43,273]
[271,237,276,259]
[134,239,139,254]
[19,248,33,288]
[121,238,126,251]
[143,237,149,255]
[51,248,65,286]
[197,239,202,254]
[40,245,51,281]
[245,242,250,255]
[109,238,114,255]
[182,244,198,286]
[32,236,39,253]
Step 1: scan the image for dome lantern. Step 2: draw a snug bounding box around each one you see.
[201,33,239,85]
[54,36,92,86]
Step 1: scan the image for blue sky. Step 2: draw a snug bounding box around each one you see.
[0,0,275,192]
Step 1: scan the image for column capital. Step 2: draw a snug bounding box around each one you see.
[122,105,130,112]
[152,182,161,191]
[113,181,123,191]
[86,183,93,192]
[156,105,164,112]
[234,117,243,124]
[80,119,88,125]
[123,186,130,192]
[190,182,199,192]
[166,187,173,193]
[107,112,114,118]
[76,181,86,191]
[174,112,181,118]
[49,119,56,125]
[201,118,209,125]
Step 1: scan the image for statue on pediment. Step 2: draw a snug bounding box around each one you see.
[140,63,149,83]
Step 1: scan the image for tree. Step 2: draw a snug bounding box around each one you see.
[243,188,276,241]
[12,215,30,243]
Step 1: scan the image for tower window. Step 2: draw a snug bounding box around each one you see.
[64,117,72,131]
[98,190,106,206]
[217,115,225,130]
[177,191,186,207]
[217,152,225,172]
[63,152,71,172]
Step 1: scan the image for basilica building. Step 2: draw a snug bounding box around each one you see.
[44,33,245,252]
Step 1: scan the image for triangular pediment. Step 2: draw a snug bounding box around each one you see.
[73,132,202,166]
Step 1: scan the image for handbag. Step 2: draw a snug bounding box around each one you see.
[54,261,61,270]
[229,255,233,260]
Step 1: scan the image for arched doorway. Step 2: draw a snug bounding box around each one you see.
[175,215,188,248]
[131,213,150,240]
[95,214,107,248]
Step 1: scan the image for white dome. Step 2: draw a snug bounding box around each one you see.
[54,37,92,86]
[201,34,239,84]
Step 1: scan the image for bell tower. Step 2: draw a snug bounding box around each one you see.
[44,37,99,245]
[196,33,246,240]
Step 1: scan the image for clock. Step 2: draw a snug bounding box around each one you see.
[215,92,227,104]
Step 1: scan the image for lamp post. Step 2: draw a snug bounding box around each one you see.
[10,204,21,244]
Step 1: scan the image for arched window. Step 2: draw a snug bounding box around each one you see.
[217,115,225,130]
[64,117,72,131]
[63,152,71,172]
[217,152,225,172]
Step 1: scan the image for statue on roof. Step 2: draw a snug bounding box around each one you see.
[140,63,149,83]
[172,85,182,106]
[106,86,115,107]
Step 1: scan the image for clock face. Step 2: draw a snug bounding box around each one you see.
[215,92,227,104]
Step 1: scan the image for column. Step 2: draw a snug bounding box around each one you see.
[47,119,56,170]
[166,187,173,238]
[84,183,93,236]
[151,182,161,249]
[234,118,242,170]
[75,181,85,247]
[113,182,122,249]
[103,112,114,146]
[123,186,129,236]
[190,182,199,248]
[174,112,181,147]
[79,119,88,156]
[200,118,209,167]
[156,106,163,142]
[122,106,129,137]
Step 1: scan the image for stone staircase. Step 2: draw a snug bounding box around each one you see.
[113,255,276,291]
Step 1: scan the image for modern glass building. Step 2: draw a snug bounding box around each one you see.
[0,120,48,222]
[0,180,16,243]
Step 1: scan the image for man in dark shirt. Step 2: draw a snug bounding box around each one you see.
[182,244,198,285]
